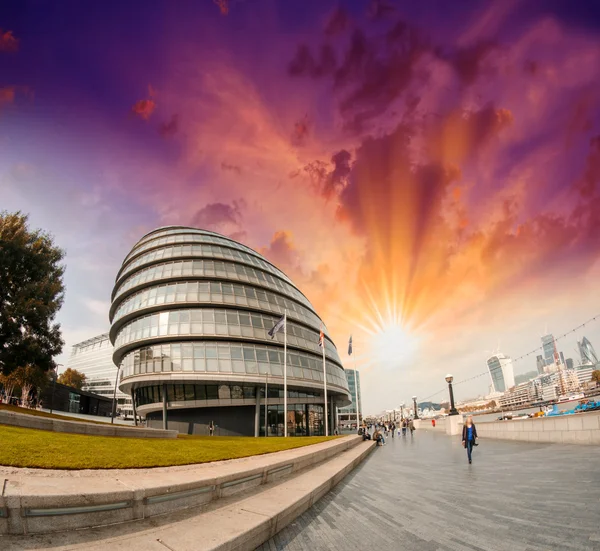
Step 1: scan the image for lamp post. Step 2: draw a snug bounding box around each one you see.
[445,374,459,416]
[400,403,404,421]
[111,364,121,425]
[49,364,62,414]
[412,396,419,419]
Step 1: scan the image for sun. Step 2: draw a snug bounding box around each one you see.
[370,323,420,366]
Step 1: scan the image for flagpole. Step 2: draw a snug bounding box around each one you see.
[265,372,268,437]
[323,332,328,437]
[353,351,360,430]
[284,310,288,438]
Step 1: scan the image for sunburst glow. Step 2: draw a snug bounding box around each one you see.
[370,323,420,366]
[356,283,422,370]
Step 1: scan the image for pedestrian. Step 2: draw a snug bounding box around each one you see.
[461,415,478,464]
[408,418,415,437]
[209,421,214,436]
[402,419,407,436]
[391,423,395,438]
[431,419,436,428]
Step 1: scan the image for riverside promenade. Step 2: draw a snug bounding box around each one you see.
[260,431,600,551]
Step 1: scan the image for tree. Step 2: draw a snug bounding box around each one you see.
[13,364,46,407]
[0,211,65,376]
[58,368,87,390]
[0,372,18,403]
[591,370,600,384]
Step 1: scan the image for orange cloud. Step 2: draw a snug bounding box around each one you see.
[0,86,16,107]
[131,98,156,120]
[0,29,19,52]
[214,0,229,16]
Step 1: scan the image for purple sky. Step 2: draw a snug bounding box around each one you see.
[2,0,600,412]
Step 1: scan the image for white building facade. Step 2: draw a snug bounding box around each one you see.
[66,333,133,417]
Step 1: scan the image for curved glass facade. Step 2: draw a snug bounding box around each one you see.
[110,226,350,436]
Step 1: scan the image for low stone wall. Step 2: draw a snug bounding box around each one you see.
[414,418,447,432]
[414,415,463,436]
[0,435,365,535]
[476,411,600,445]
[0,409,177,439]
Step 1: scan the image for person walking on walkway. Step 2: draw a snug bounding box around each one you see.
[408,418,415,437]
[462,416,478,464]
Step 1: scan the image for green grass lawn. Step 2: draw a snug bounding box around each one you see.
[0,424,339,469]
[0,403,114,425]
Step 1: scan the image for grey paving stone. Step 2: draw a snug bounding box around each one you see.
[260,431,600,551]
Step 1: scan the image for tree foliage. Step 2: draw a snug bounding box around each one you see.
[0,211,65,376]
[58,368,87,390]
[592,370,600,384]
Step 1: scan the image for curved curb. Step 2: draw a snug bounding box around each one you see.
[0,435,362,536]
[0,410,177,439]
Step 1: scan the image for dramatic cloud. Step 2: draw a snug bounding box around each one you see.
[131,99,156,120]
[190,201,246,239]
[158,114,179,138]
[292,115,310,146]
[221,162,242,174]
[576,135,600,198]
[131,85,156,120]
[367,0,396,20]
[0,86,16,107]
[301,149,353,199]
[0,86,33,113]
[6,0,600,413]
[288,44,337,78]
[214,0,229,16]
[0,29,19,52]
[324,7,350,37]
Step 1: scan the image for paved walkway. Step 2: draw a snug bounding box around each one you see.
[259,431,600,551]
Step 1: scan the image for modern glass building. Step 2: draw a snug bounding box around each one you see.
[66,333,133,418]
[109,226,351,436]
[541,334,556,366]
[578,336,598,366]
[486,353,516,393]
[337,369,361,428]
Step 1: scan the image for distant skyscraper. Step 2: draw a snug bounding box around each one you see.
[487,353,516,393]
[541,334,555,366]
[536,355,545,375]
[578,337,598,366]
[566,358,574,370]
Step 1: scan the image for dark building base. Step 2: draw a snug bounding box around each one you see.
[147,406,255,436]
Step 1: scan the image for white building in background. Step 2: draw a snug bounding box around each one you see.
[486,353,516,393]
[498,382,532,408]
[66,333,133,418]
[574,364,594,386]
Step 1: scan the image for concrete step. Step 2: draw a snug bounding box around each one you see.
[0,440,375,551]
[1,435,362,536]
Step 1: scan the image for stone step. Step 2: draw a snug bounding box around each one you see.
[0,439,375,551]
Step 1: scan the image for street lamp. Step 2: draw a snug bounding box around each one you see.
[111,364,121,425]
[412,396,419,419]
[49,364,62,414]
[400,403,405,421]
[445,374,459,416]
